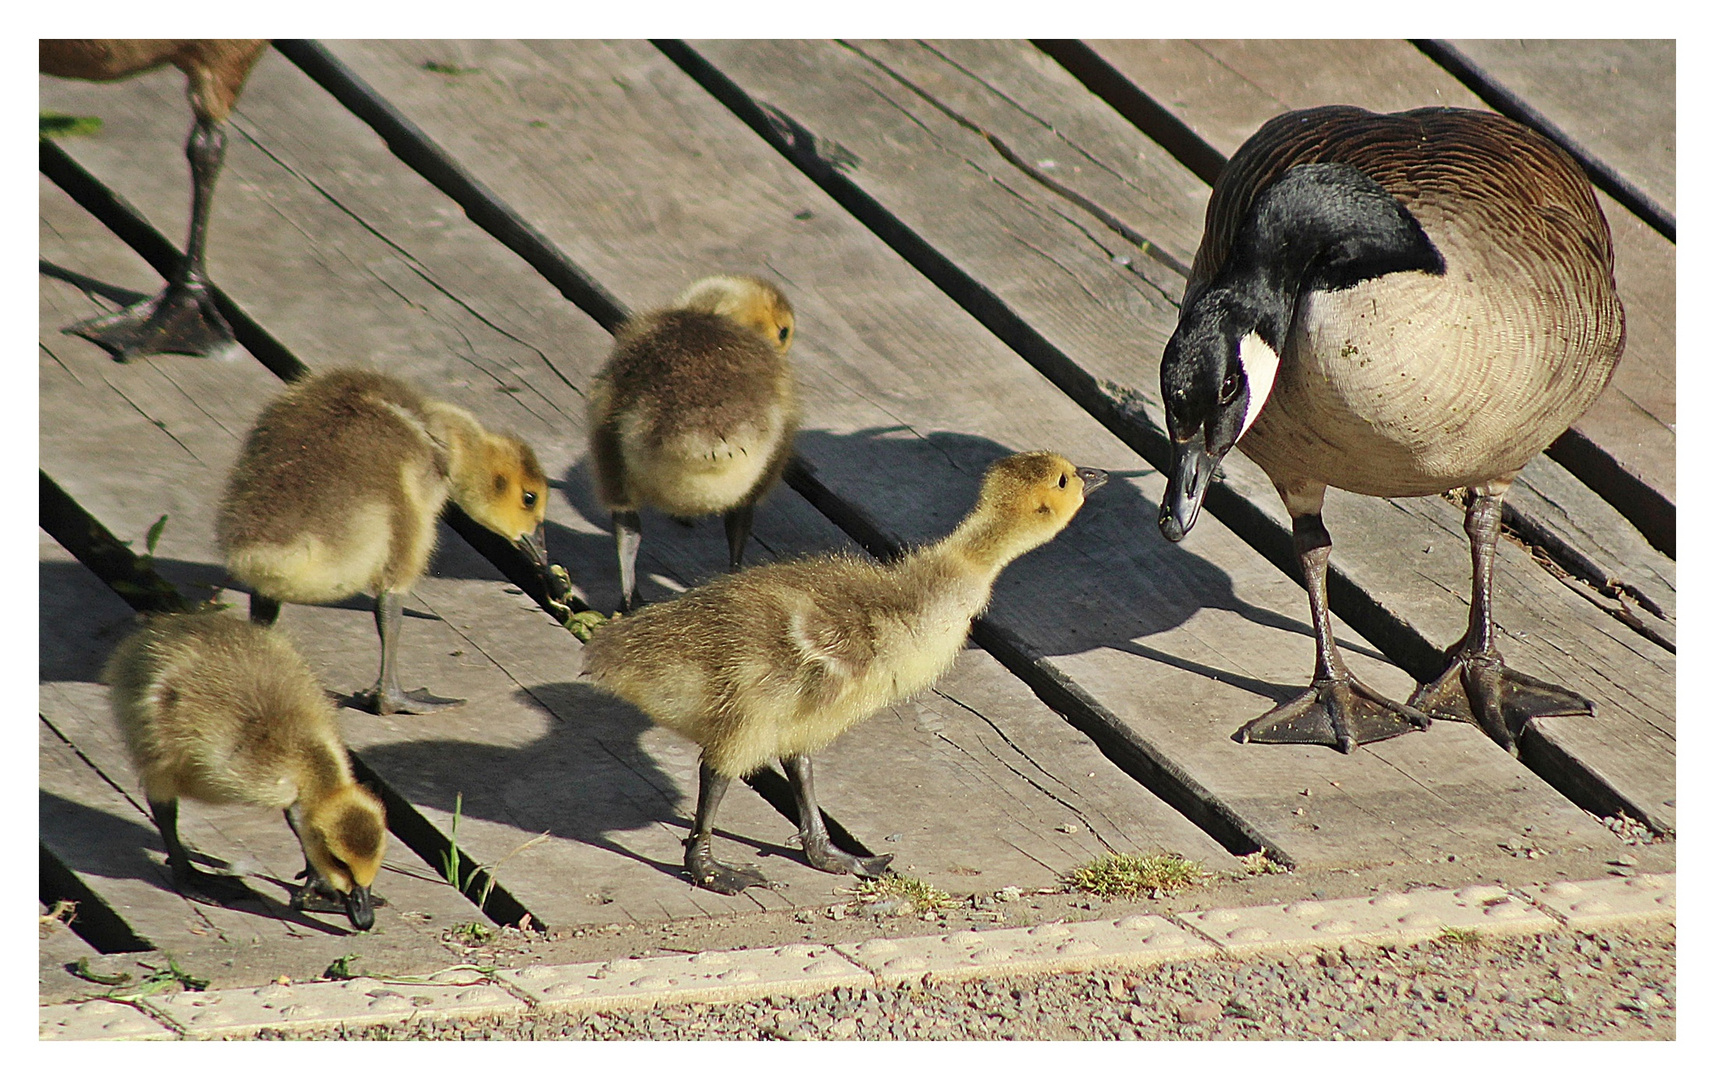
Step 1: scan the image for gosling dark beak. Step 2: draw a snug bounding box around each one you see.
[1160,437,1216,542]
[345,884,375,931]
[516,523,549,571]
[1075,467,1109,494]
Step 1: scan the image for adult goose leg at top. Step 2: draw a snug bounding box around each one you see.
[42,40,264,361]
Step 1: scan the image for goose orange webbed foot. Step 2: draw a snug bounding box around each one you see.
[1236,676,1433,754]
[1409,652,1593,755]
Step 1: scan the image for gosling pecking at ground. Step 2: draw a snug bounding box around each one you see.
[104,610,387,930]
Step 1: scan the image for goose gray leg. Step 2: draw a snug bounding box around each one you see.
[1237,512,1433,752]
[783,754,893,878]
[350,589,464,715]
[723,503,756,571]
[149,797,253,905]
[684,758,769,894]
[1408,487,1594,754]
[64,118,238,362]
[613,510,644,613]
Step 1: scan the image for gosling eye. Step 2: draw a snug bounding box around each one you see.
[1219,369,1242,405]
[1058,473,1068,489]
[777,325,791,345]
[522,490,538,509]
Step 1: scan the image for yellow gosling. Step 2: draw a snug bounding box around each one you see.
[217,368,549,714]
[104,610,386,929]
[588,274,797,611]
[584,451,1107,893]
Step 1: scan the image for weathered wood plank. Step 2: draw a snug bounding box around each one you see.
[1081,37,1677,544]
[39,46,1234,929]
[1442,39,1674,221]
[676,38,1673,834]
[297,38,1640,870]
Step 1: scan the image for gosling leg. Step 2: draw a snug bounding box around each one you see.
[149,797,253,905]
[614,510,644,613]
[350,589,464,715]
[64,117,239,362]
[723,502,756,571]
[783,754,893,878]
[1237,512,1432,752]
[248,592,281,627]
[684,758,768,894]
[1409,486,1594,754]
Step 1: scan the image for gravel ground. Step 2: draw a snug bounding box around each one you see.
[262,921,1673,1041]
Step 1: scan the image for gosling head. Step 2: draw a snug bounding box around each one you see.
[300,784,387,930]
[1159,161,1443,543]
[968,451,1107,564]
[454,433,552,570]
[674,274,796,353]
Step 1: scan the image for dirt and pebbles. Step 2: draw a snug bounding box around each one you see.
[265,921,1674,1042]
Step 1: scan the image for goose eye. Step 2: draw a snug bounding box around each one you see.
[1058,473,1068,489]
[1219,370,1242,404]
[522,490,538,508]
[777,325,791,344]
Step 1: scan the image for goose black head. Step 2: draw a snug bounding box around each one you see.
[1158,161,1444,542]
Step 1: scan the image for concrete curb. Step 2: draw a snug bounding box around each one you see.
[40,872,1675,1040]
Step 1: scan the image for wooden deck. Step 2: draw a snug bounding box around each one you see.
[40,40,1673,958]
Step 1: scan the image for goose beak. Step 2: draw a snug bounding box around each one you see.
[516,523,550,571]
[1075,467,1109,494]
[1161,437,1216,542]
[344,884,375,931]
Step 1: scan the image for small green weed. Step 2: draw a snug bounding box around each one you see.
[422,60,480,76]
[1439,926,1483,949]
[1237,851,1289,877]
[852,875,953,912]
[40,111,103,138]
[1064,853,1209,897]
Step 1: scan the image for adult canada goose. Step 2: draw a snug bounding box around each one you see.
[1158,105,1625,755]
[217,368,550,714]
[104,611,386,930]
[588,275,797,611]
[584,451,1106,893]
[40,39,267,362]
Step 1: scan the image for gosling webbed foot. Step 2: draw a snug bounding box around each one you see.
[65,279,238,363]
[348,685,466,716]
[1408,653,1593,755]
[802,834,893,878]
[1237,676,1433,754]
[684,836,770,895]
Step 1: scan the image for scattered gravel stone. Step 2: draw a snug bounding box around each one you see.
[255,923,1673,1042]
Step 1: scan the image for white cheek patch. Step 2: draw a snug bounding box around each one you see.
[1238,331,1281,438]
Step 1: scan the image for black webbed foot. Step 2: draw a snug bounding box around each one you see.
[65,280,238,363]
[1408,653,1593,755]
[685,836,770,894]
[348,685,466,716]
[1237,675,1433,753]
[802,835,893,878]
[169,862,256,907]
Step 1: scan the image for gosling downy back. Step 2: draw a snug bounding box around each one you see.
[584,451,1105,779]
[588,275,798,519]
[217,368,549,603]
